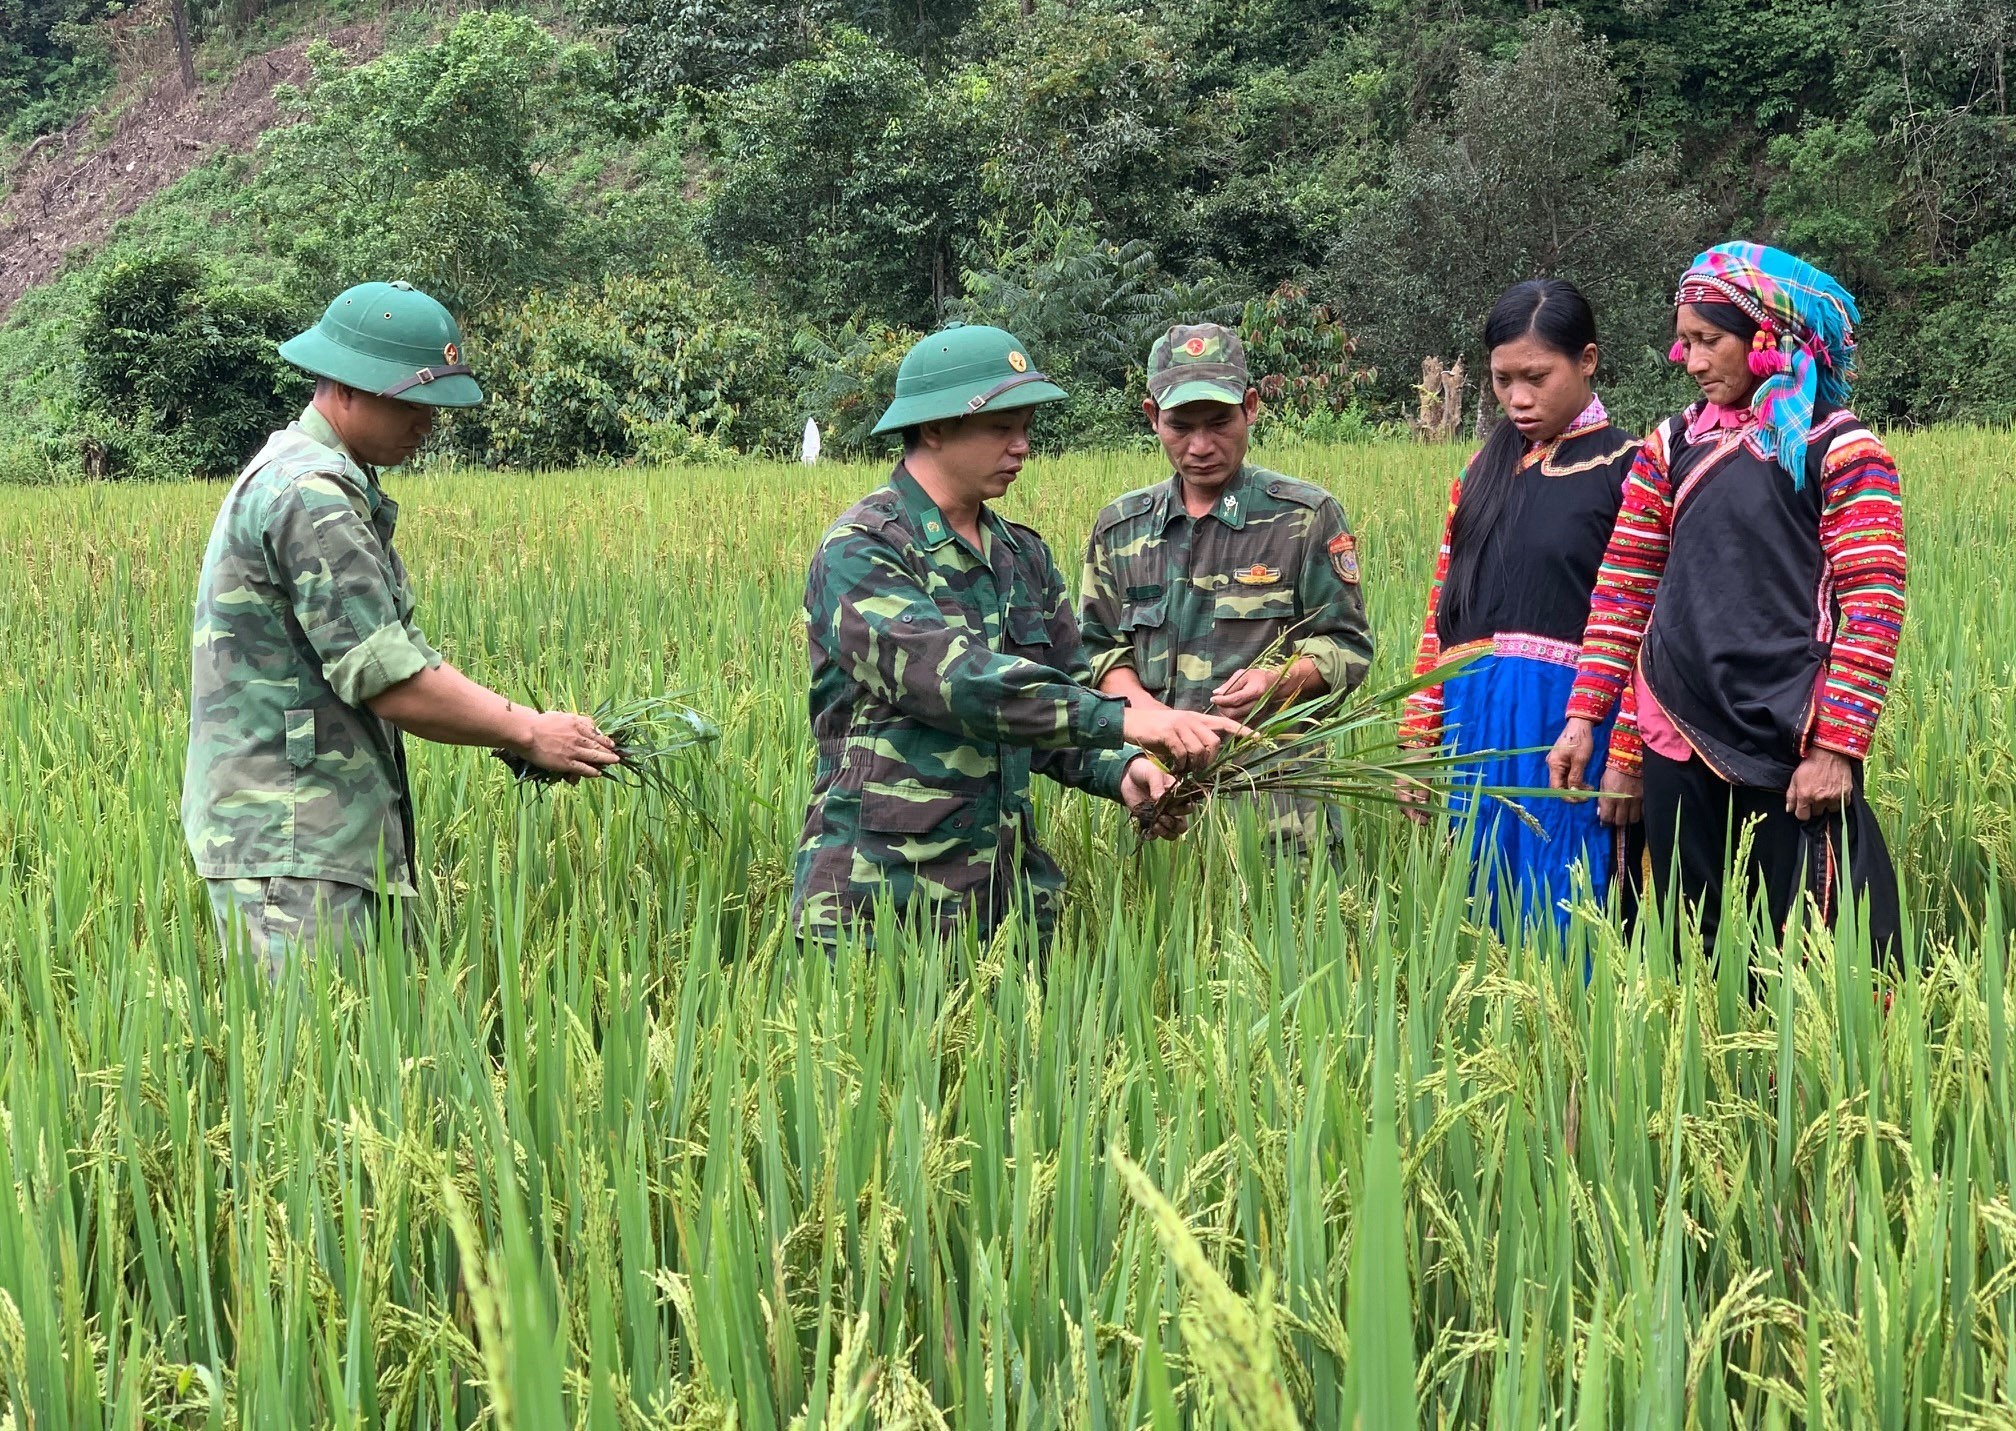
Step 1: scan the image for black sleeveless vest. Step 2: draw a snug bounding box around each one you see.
[1640,408,1847,787]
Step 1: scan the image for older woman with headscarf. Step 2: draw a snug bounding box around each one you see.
[1546,242,1906,966]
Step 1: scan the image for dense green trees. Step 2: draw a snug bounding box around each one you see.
[74,252,308,477]
[247,15,613,317]
[1,0,2010,475]
[0,0,112,139]
[1330,16,1705,422]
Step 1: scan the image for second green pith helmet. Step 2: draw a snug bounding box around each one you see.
[871,324,1067,435]
[278,280,485,408]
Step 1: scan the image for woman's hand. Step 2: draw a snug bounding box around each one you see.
[1546,718,1598,795]
[1597,763,1643,827]
[1396,774,1433,826]
[1786,748,1855,821]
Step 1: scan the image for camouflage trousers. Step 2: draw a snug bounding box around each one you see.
[204,876,407,977]
[1210,755,1342,857]
[1242,791,1342,855]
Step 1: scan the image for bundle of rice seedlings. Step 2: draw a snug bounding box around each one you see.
[495,693,720,813]
[1135,650,1549,834]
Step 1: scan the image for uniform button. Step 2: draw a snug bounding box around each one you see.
[900,614,913,623]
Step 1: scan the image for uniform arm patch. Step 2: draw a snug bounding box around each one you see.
[1327,531,1360,584]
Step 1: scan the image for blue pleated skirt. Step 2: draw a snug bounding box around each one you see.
[1441,635,1623,934]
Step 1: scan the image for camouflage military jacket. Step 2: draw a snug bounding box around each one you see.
[1079,463,1374,708]
[792,464,1136,941]
[181,407,442,894]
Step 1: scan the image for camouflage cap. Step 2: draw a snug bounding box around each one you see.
[1147,323,1250,408]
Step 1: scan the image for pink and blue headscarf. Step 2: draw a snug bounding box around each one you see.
[1671,241,1860,489]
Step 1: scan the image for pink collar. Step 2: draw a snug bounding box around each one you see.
[1685,402,1754,441]
[1563,394,1607,434]
[1516,394,1609,470]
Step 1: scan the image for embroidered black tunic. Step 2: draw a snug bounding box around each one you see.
[1436,422,1642,650]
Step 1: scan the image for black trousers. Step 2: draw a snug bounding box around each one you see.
[1640,749,1901,966]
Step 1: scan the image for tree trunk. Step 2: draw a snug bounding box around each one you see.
[169,0,198,92]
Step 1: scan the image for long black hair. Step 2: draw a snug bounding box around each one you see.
[1436,279,1598,646]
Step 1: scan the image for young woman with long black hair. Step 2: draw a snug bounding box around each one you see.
[1402,279,1644,931]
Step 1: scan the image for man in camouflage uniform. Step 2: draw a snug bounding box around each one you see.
[1079,323,1375,849]
[183,280,618,973]
[791,323,1251,945]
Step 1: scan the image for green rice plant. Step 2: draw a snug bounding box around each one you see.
[495,692,721,815]
[1135,650,1549,837]
[0,429,2007,1428]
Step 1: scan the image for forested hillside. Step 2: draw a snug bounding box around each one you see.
[1,0,2010,478]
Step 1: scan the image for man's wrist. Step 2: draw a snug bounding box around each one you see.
[496,695,537,756]
[1284,657,1324,702]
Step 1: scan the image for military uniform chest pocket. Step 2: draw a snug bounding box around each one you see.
[1006,603,1053,650]
[1119,597,1172,690]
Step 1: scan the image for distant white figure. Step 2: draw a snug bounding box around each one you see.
[800,417,822,465]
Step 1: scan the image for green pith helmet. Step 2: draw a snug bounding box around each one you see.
[278,281,484,408]
[1147,322,1250,408]
[871,324,1067,435]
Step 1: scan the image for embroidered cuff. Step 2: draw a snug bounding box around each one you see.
[1399,699,1444,750]
[1812,726,1872,762]
[1566,687,1617,724]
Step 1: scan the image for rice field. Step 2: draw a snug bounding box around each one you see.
[0,428,2013,1428]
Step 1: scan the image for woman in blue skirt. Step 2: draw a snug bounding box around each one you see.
[1401,279,1644,932]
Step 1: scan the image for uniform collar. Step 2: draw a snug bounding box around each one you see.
[890,462,1020,555]
[1159,463,1252,530]
[295,405,388,514]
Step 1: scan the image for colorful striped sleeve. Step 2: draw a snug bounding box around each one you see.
[1567,427,1674,724]
[1811,428,1906,759]
[1401,475,1462,748]
[1607,678,1643,777]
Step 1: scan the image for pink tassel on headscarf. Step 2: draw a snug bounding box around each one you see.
[1747,345,1790,378]
[1668,339,1686,362]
